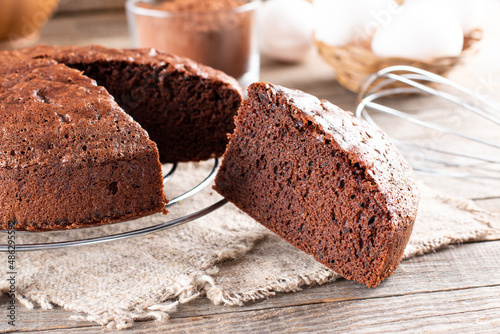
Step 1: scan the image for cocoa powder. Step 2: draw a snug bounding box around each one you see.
[139,0,244,12]
[132,0,256,79]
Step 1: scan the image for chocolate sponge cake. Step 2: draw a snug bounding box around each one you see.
[0,53,167,231]
[23,45,243,163]
[214,82,420,287]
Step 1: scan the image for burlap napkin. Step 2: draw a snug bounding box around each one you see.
[1,161,498,330]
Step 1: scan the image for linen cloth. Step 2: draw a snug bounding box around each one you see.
[0,162,498,329]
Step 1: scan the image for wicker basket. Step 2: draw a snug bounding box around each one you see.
[316,29,483,93]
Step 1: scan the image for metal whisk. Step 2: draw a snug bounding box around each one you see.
[356,65,500,180]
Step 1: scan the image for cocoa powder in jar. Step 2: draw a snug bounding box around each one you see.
[133,0,256,79]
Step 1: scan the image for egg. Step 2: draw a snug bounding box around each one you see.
[314,0,399,46]
[259,0,315,63]
[406,0,485,34]
[371,2,464,61]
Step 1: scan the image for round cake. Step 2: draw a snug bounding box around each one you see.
[0,53,167,231]
[0,44,242,231]
[21,45,244,163]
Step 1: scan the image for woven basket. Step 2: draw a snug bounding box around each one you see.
[316,29,483,93]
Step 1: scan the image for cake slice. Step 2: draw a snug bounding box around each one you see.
[214,82,420,287]
[23,45,243,163]
[0,55,167,231]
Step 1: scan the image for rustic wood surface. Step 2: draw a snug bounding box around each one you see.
[1,6,500,333]
[1,241,500,333]
[56,0,126,14]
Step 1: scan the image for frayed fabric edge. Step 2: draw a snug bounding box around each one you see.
[205,268,339,307]
[14,278,201,330]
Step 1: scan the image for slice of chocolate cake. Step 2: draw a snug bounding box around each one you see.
[0,54,167,231]
[214,82,419,287]
[23,45,243,163]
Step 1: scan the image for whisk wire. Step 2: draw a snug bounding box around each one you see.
[359,69,500,126]
[357,65,500,180]
[364,101,500,150]
[395,140,500,166]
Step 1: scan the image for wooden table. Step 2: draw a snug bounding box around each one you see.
[2,7,500,333]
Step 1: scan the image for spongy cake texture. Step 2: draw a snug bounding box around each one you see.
[0,49,167,231]
[214,82,420,287]
[0,44,244,231]
[22,45,243,163]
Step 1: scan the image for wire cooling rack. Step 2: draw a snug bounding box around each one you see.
[0,158,227,252]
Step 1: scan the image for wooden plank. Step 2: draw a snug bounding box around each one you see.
[2,240,499,333]
[56,0,126,13]
[129,286,500,334]
[18,285,500,333]
[0,293,96,333]
[39,11,130,48]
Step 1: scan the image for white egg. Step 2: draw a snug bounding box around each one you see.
[314,0,400,46]
[406,0,485,34]
[371,2,464,61]
[259,0,315,63]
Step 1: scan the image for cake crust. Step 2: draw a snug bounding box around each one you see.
[214,82,419,287]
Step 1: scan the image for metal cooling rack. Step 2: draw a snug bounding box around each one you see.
[0,158,227,252]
